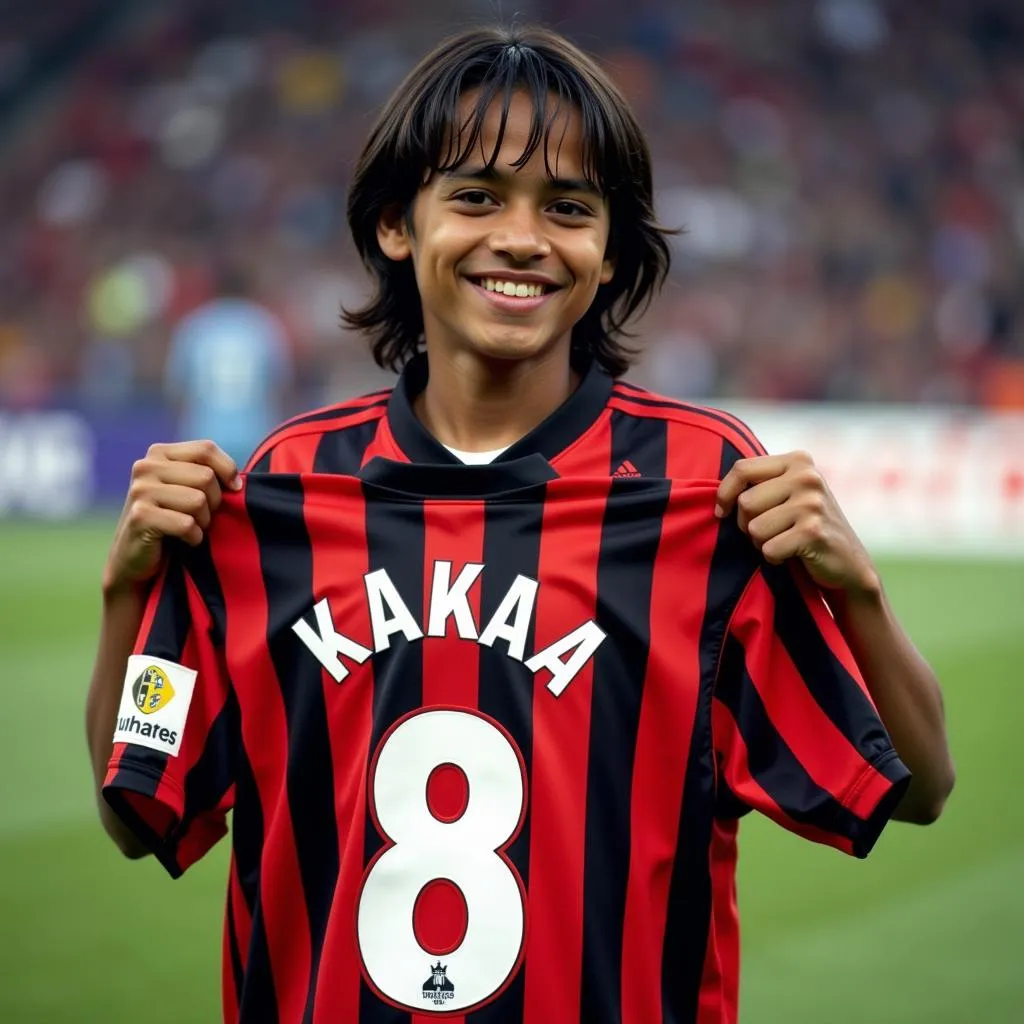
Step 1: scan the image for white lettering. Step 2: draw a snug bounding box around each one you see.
[292,598,373,683]
[525,621,607,697]
[478,575,538,662]
[365,569,424,652]
[294,564,604,697]
[426,561,484,639]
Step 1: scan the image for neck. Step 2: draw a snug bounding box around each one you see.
[415,347,578,452]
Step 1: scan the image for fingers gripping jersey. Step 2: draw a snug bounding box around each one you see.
[104,459,909,1024]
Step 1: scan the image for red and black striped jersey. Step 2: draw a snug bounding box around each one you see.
[103,354,910,1024]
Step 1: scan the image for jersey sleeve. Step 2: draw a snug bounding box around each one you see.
[102,555,237,878]
[712,561,911,857]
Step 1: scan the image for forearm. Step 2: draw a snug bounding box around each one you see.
[85,583,152,858]
[828,578,955,824]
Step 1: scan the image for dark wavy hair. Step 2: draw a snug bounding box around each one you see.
[343,25,673,377]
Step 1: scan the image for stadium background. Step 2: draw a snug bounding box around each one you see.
[1,0,1022,1020]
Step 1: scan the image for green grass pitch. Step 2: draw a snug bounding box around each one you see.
[1,520,1021,1022]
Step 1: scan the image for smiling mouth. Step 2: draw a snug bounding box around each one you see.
[468,276,558,299]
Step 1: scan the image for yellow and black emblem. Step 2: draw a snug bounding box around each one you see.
[132,665,176,715]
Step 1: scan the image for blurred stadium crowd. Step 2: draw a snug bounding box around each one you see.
[1,0,1023,412]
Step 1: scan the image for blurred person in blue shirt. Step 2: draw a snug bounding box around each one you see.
[165,267,292,465]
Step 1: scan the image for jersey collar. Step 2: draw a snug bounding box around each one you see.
[359,452,558,497]
[386,352,614,464]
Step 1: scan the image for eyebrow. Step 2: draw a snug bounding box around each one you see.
[444,165,602,196]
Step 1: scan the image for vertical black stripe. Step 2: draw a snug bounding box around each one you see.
[232,746,262,913]
[608,408,669,478]
[247,476,339,1024]
[176,687,240,841]
[717,634,859,833]
[248,450,273,475]
[274,397,391,431]
[610,386,768,457]
[579,416,668,1024]
[248,396,391,469]
[714,772,752,821]
[313,420,382,474]
[147,553,192,657]
[661,440,760,1020]
[234,745,277,1022]
[184,541,227,644]
[226,884,245,1016]
[762,562,893,762]
[111,555,192,792]
[176,542,236,839]
[240,902,279,1024]
[467,493,545,1024]
[358,490,425,1024]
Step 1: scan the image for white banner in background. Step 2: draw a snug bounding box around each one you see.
[721,403,1024,557]
[0,411,95,519]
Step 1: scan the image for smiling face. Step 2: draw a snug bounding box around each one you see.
[376,89,615,367]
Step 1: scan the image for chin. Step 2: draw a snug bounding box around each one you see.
[469,330,561,363]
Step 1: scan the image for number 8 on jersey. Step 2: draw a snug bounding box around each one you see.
[357,708,528,1012]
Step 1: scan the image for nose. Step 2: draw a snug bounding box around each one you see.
[487,200,551,262]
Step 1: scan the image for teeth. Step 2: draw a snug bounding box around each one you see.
[482,278,546,298]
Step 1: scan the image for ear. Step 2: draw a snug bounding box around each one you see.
[376,202,413,261]
[599,253,616,285]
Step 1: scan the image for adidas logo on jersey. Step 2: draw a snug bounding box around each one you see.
[613,460,642,478]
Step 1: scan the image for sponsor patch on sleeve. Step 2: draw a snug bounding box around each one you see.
[112,655,197,757]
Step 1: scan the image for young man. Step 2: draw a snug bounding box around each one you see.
[87,25,954,1024]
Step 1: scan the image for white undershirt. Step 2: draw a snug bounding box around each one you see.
[443,444,510,465]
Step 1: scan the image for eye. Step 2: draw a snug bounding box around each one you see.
[453,190,497,207]
[549,199,592,218]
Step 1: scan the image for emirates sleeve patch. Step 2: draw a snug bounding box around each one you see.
[112,655,197,757]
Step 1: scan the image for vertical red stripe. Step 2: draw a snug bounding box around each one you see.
[247,399,389,470]
[522,478,609,1024]
[619,480,719,1021]
[362,415,410,464]
[711,700,852,852]
[123,623,227,856]
[697,819,740,1024]
[174,787,233,873]
[270,431,321,473]
[308,478,375,1023]
[212,495,312,1023]
[150,628,203,825]
[607,389,767,458]
[158,607,233,870]
[792,565,872,699]
[252,391,390,446]
[731,574,895,816]
[420,501,484,707]
[549,409,613,476]
[412,500,485,1024]
[132,564,170,654]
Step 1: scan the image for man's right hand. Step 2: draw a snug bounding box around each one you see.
[103,440,240,595]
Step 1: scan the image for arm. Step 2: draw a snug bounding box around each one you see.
[825,579,953,823]
[85,440,239,857]
[716,451,955,826]
[87,583,151,857]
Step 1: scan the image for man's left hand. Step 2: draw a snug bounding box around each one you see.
[715,450,879,595]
